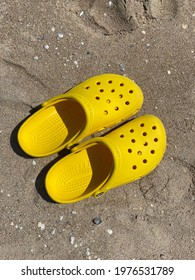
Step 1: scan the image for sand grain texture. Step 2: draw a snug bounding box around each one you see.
[0,0,195,259]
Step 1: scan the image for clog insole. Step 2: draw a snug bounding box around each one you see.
[18,100,86,156]
[45,143,113,202]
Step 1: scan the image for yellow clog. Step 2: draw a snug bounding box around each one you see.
[45,115,166,203]
[18,74,143,157]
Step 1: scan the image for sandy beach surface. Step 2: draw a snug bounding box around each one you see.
[0,0,195,259]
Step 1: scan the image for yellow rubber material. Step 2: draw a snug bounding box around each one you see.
[45,115,166,203]
[17,74,143,157]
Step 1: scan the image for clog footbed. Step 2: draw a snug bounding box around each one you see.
[45,115,166,203]
[17,74,143,157]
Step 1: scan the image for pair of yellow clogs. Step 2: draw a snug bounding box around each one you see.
[18,74,166,204]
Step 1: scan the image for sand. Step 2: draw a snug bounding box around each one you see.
[0,0,195,260]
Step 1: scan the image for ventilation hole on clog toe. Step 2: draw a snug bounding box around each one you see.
[128,149,132,153]
[130,129,134,133]
[129,90,133,94]
[151,150,155,154]
[96,82,101,85]
[152,126,157,130]
[143,132,147,136]
[120,83,124,86]
[104,110,108,115]
[132,165,137,170]
[106,99,111,103]
[143,159,147,164]
[120,134,124,138]
[108,80,112,84]
[154,138,158,142]
[137,151,142,156]
[119,94,123,98]
[115,106,119,111]
[144,142,148,146]
[100,89,104,92]
[131,139,136,143]
[111,89,115,93]
[140,123,144,127]
[85,86,90,89]
[95,96,100,100]
[125,101,130,105]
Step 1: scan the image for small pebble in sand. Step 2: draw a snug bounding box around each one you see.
[74,60,79,67]
[44,44,49,50]
[51,228,56,235]
[167,70,171,75]
[108,1,113,7]
[93,218,102,225]
[33,56,39,61]
[107,229,113,235]
[86,248,90,256]
[38,222,45,231]
[51,26,55,32]
[182,24,188,30]
[72,210,77,215]
[80,11,84,16]
[141,30,146,35]
[119,63,125,72]
[70,236,75,245]
[32,160,36,165]
[59,215,64,221]
[57,32,64,39]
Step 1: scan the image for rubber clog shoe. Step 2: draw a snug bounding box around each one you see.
[45,115,166,203]
[18,74,143,157]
